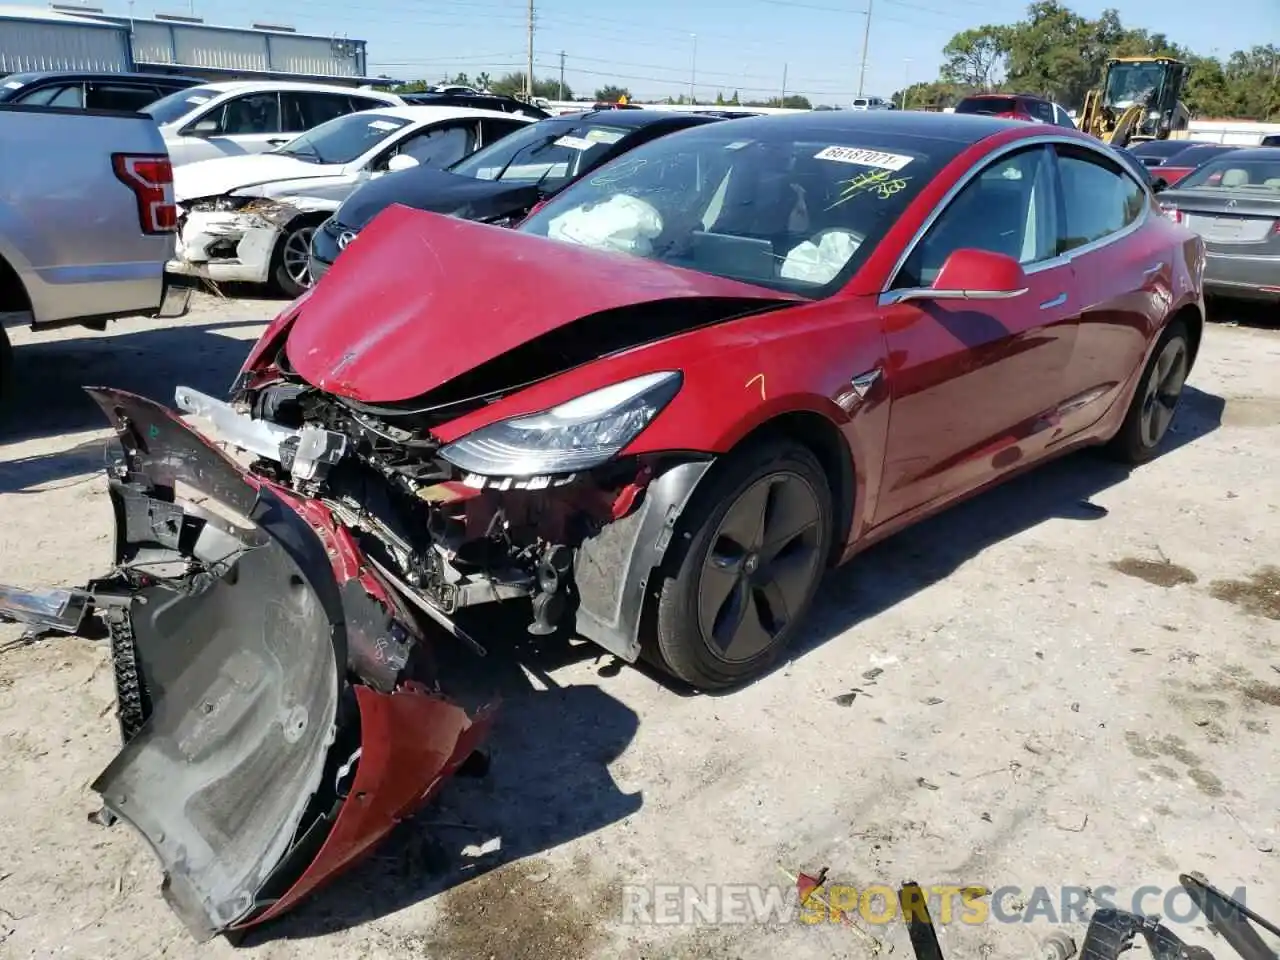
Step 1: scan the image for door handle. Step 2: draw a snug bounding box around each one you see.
[1039,292,1067,310]
[267,137,289,145]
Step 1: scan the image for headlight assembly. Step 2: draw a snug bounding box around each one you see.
[438,371,682,477]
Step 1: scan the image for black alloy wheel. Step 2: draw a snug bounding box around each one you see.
[653,439,833,689]
[1106,317,1190,464]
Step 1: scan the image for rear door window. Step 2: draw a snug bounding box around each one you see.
[1028,99,1055,123]
[479,117,529,146]
[380,121,479,169]
[86,82,163,112]
[350,95,390,112]
[1054,145,1147,251]
[282,92,357,133]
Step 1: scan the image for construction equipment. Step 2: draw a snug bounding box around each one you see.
[1079,56,1191,148]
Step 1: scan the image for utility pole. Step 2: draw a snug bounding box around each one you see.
[900,57,911,109]
[526,0,535,99]
[558,50,565,101]
[856,0,872,99]
[781,62,788,106]
[689,33,697,104]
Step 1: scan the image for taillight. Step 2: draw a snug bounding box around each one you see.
[112,153,177,235]
[1160,203,1183,225]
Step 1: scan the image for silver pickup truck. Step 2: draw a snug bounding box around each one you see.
[0,102,191,399]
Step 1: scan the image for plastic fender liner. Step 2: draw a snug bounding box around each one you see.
[572,459,712,662]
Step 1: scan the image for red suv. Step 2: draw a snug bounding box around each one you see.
[954,93,1075,128]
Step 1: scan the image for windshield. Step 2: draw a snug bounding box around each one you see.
[956,97,1017,115]
[449,119,630,186]
[1166,145,1236,167]
[1131,140,1205,159]
[274,111,411,165]
[143,85,222,124]
[519,123,946,296]
[1177,157,1280,191]
[1104,62,1167,108]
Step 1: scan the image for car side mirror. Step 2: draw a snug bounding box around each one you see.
[887,249,1030,304]
[187,119,219,137]
[387,153,419,172]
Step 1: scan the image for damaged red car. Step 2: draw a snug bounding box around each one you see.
[0,110,1205,937]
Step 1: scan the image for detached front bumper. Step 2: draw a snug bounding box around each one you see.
[0,387,493,941]
[166,204,289,285]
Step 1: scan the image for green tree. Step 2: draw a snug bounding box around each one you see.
[489,72,572,100]
[940,26,1010,89]
[594,84,632,102]
[475,71,492,91]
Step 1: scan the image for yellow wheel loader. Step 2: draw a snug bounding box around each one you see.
[1079,57,1191,148]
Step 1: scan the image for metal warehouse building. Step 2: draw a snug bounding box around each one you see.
[0,4,387,85]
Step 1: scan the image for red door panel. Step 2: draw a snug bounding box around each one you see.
[1053,146,1171,438]
[875,265,1077,523]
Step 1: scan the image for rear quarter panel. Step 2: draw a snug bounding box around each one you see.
[0,104,170,326]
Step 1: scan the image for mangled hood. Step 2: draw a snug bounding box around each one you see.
[334,167,540,230]
[284,204,803,404]
[175,153,345,203]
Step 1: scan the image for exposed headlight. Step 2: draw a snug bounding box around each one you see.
[438,371,682,477]
[186,196,254,214]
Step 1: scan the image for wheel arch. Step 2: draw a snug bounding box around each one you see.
[723,409,856,566]
[1171,301,1203,370]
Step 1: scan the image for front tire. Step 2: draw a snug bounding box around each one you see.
[652,439,833,690]
[1105,318,1190,464]
[270,220,319,298]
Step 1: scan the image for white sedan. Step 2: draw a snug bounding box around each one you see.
[168,105,537,296]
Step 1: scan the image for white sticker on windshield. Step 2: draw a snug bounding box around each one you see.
[554,135,596,151]
[3,80,24,90]
[585,128,624,144]
[368,119,400,131]
[186,95,210,105]
[725,140,752,150]
[813,146,913,170]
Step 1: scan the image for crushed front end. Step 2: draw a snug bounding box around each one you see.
[0,388,493,941]
[168,197,296,285]
[195,352,708,664]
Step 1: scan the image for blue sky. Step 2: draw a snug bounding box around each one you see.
[31,0,1280,104]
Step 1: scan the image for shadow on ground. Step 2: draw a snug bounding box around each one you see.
[1208,296,1277,329]
[0,317,267,484]
[248,613,643,944]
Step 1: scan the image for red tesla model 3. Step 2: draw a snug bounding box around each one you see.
[0,109,1206,938]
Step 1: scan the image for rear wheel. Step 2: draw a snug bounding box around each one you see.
[1105,317,1190,464]
[270,220,319,298]
[652,439,833,690]
[0,326,12,411]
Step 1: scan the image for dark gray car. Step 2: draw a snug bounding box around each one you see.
[1157,148,1280,302]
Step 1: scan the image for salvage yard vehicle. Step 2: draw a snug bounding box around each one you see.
[310,108,722,282]
[0,102,188,402]
[0,112,1207,937]
[1078,56,1191,148]
[399,89,550,119]
[1141,143,1242,191]
[142,80,404,167]
[954,92,1076,128]
[0,70,203,111]
[1158,147,1280,302]
[168,105,537,296]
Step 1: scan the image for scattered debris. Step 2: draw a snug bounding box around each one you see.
[980,812,992,823]
[1070,702,1080,713]
[862,667,884,681]
[917,777,939,791]
[922,696,944,706]
[1130,647,1149,655]
[833,690,862,707]
[1052,813,1089,833]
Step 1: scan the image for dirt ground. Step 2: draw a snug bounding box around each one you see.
[0,293,1276,960]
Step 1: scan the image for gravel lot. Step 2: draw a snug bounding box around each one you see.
[1,293,1277,960]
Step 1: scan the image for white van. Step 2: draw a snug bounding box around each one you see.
[850,96,894,111]
[142,80,404,166]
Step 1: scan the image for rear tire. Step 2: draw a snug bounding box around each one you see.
[652,439,833,690]
[270,220,319,298]
[1105,317,1190,464]
[0,326,12,411]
